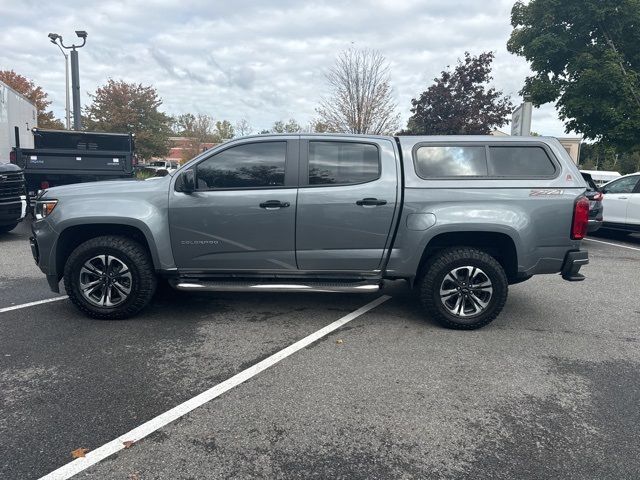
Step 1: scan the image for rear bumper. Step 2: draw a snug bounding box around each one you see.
[561,250,589,281]
[587,218,603,233]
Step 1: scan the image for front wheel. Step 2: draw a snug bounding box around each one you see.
[64,236,157,319]
[418,247,508,330]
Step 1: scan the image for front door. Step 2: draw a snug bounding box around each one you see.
[169,138,299,271]
[295,138,399,271]
[602,175,640,224]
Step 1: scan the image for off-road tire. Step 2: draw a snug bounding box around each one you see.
[418,247,508,330]
[0,223,18,234]
[64,236,157,319]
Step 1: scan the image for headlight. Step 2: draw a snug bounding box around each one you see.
[35,200,58,220]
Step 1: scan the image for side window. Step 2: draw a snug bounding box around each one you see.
[603,176,639,194]
[414,146,487,178]
[488,146,556,176]
[196,141,286,189]
[308,141,380,185]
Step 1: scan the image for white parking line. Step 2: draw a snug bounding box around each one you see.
[39,294,392,480]
[0,296,68,314]
[584,238,640,252]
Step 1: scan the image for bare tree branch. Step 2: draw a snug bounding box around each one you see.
[316,48,400,135]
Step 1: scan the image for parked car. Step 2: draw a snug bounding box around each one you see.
[0,163,27,233]
[147,160,178,173]
[599,172,640,234]
[580,171,604,233]
[30,135,589,329]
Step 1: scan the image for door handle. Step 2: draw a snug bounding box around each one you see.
[617,196,628,200]
[356,198,387,207]
[259,200,290,209]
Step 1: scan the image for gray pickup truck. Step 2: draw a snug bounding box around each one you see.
[30,134,589,329]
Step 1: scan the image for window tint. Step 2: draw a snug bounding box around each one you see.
[488,146,556,176]
[603,175,639,194]
[308,141,379,185]
[196,142,286,189]
[414,146,487,177]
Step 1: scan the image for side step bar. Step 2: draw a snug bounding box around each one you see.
[169,279,383,293]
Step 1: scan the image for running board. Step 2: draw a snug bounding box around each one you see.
[169,279,383,293]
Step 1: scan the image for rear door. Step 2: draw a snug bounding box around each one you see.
[602,175,640,224]
[626,178,640,226]
[295,137,398,271]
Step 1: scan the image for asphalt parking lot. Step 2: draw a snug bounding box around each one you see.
[1,220,639,480]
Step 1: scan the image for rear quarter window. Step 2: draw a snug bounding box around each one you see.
[488,146,556,177]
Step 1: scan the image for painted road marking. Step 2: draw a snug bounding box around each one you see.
[0,296,68,314]
[585,237,640,252]
[39,295,392,480]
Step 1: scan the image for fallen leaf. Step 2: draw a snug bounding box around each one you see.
[336,339,343,344]
[123,440,135,449]
[71,447,89,459]
[129,473,140,480]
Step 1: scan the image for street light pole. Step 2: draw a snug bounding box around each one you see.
[47,31,88,131]
[70,49,81,130]
[50,39,71,129]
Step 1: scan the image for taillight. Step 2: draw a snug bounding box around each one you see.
[571,196,590,240]
[40,181,50,189]
[9,150,16,164]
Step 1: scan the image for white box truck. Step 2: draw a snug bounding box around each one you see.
[0,80,37,163]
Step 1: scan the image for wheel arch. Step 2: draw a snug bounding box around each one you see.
[53,221,159,282]
[414,231,519,286]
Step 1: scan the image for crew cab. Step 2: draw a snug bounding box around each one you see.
[30,135,589,329]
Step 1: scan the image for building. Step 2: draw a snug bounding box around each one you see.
[163,137,218,164]
[556,137,582,165]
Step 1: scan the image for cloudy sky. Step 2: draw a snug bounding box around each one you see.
[0,0,573,136]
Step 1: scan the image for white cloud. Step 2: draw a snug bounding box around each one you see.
[0,0,572,135]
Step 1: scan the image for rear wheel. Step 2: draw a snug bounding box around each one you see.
[418,247,508,330]
[0,223,18,234]
[64,236,157,319]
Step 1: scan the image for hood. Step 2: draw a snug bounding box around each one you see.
[42,176,171,199]
[0,163,23,173]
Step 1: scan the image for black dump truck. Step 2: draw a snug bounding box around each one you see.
[11,128,135,198]
[0,163,27,233]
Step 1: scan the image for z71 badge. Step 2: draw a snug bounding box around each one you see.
[529,189,564,196]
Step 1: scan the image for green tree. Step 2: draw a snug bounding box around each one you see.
[270,118,302,134]
[580,143,640,174]
[508,0,640,150]
[213,120,235,142]
[404,52,513,135]
[84,79,172,160]
[0,70,64,129]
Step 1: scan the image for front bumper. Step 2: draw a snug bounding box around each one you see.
[0,196,27,225]
[561,250,589,281]
[31,219,61,292]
